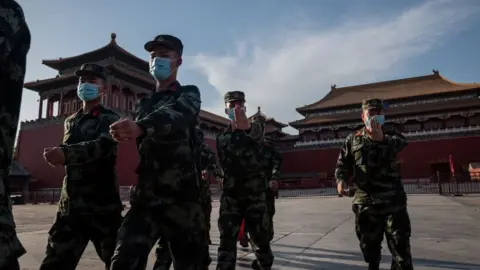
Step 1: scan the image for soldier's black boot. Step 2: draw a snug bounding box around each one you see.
[368,262,380,270]
[251,259,260,270]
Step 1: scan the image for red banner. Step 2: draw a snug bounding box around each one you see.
[449,154,455,175]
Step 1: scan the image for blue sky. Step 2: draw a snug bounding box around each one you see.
[18,0,480,134]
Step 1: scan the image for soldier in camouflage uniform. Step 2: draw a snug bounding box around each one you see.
[40,64,123,270]
[262,136,281,242]
[249,136,281,270]
[335,98,413,270]
[152,127,220,270]
[196,126,223,245]
[0,1,30,269]
[109,34,206,270]
[216,91,274,270]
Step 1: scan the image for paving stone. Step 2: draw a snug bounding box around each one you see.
[14,195,480,269]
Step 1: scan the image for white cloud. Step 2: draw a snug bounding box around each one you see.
[191,0,479,134]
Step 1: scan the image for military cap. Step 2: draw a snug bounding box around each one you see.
[362,98,384,110]
[74,63,109,81]
[224,91,246,103]
[144,34,184,56]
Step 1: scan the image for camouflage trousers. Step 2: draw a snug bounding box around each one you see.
[39,211,122,270]
[0,181,25,270]
[202,195,212,242]
[110,201,206,270]
[353,204,413,270]
[266,191,276,242]
[217,193,274,270]
[152,196,212,270]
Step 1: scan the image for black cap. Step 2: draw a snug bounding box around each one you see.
[74,63,109,81]
[224,91,246,103]
[144,34,183,56]
[361,98,384,110]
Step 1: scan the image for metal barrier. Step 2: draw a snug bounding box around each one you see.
[10,178,480,205]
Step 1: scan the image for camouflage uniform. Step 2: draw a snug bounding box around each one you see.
[40,65,123,270]
[261,136,282,242]
[152,127,220,270]
[216,91,274,270]
[335,98,413,270]
[109,34,206,268]
[0,1,30,269]
[196,127,222,243]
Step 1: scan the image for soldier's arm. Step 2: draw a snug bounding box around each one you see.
[244,120,265,142]
[271,148,283,180]
[135,86,201,138]
[383,131,408,153]
[334,135,354,184]
[0,2,25,63]
[61,113,119,165]
[215,135,225,180]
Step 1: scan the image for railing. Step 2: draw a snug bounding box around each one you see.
[294,125,480,148]
[10,176,480,205]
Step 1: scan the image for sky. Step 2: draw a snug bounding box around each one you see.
[18,0,480,134]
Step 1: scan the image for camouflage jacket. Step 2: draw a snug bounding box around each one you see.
[133,82,201,205]
[0,1,30,265]
[197,142,221,198]
[334,127,408,205]
[261,143,282,181]
[0,0,31,195]
[58,105,122,216]
[261,143,282,198]
[216,121,266,196]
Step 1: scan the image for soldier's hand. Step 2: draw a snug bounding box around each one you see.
[232,105,251,130]
[369,118,384,141]
[337,181,347,196]
[109,118,143,142]
[269,180,279,190]
[43,147,65,167]
[201,170,208,180]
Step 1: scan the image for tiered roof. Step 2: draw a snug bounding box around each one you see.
[248,106,288,128]
[296,70,479,114]
[291,70,480,128]
[23,33,229,126]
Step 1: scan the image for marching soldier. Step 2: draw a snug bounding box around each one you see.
[196,126,223,245]
[262,136,281,242]
[109,34,206,269]
[0,1,31,269]
[152,127,221,270]
[40,64,123,270]
[335,98,413,270]
[216,91,274,270]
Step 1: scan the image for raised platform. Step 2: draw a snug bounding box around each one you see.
[15,195,480,269]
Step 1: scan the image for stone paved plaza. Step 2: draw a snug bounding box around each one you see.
[14,195,480,270]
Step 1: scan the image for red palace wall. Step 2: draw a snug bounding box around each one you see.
[17,123,217,189]
[18,122,480,190]
[281,136,480,180]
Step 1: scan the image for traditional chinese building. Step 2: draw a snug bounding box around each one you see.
[17,33,228,190]
[283,70,480,184]
[248,106,289,140]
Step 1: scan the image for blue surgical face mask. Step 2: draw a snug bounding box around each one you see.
[365,115,385,128]
[226,108,235,121]
[77,83,99,101]
[150,57,174,81]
